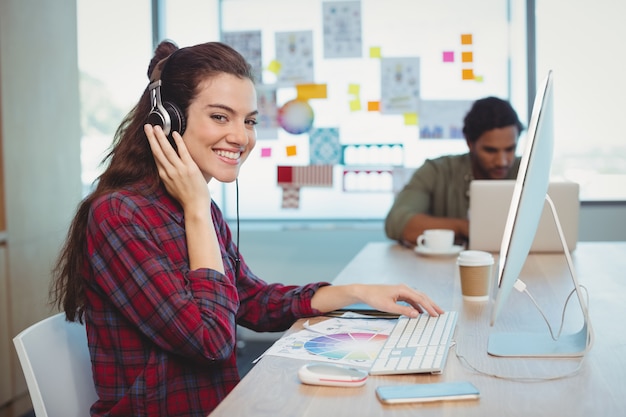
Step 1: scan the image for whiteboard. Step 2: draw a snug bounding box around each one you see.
[219,0,519,220]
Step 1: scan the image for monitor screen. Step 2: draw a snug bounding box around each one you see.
[490,70,554,327]
[487,71,591,357]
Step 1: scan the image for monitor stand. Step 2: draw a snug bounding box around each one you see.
[487,195,593,358]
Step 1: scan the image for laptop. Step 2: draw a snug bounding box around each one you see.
[468,180,580,252]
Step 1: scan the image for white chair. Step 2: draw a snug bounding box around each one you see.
[13,312,99,417]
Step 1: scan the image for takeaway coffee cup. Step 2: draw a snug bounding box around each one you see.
[457,250,494,301]
[416,229,455,252]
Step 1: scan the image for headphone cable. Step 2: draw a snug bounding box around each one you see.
[234,178,241,281]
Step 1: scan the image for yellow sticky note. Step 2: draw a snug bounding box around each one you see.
[461,51,473,63]
[268,60,282,75]
[370,46,382,58]
[367,101,380,112]
[474,74,484,82]
[285,145,297,157]
[404,113,418,125]
[349,98,361,111]
[348,84,360,96]
[462,68,475,80]
[296,83,328,100]
[461,34,473,45]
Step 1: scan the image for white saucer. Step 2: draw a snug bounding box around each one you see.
[414,244,464,257]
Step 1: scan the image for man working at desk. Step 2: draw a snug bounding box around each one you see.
[385,97,524,246]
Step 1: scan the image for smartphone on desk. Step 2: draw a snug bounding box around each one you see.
[376,381,480,404]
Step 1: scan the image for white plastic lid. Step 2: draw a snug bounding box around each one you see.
[457,250,494,266]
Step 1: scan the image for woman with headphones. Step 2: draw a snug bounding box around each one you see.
[50,40,443,417]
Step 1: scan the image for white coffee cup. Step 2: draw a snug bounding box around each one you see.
[456,250,494,301]
[416,229,455,252]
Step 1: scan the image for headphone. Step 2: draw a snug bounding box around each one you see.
[147,50,186,142]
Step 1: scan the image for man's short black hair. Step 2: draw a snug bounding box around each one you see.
[462,96,524,143]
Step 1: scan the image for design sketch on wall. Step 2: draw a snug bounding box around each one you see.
[322,1,363,59]
[380,57,421,114]
[275,31,315,86]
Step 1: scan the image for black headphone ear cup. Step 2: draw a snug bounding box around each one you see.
[163,102,186,138]
[147,108,167,131]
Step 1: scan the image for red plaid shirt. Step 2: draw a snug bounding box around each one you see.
[84,182,328,416]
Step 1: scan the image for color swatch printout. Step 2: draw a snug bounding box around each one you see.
[261,316,396,368]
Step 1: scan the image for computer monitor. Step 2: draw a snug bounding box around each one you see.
[487,70,592,357]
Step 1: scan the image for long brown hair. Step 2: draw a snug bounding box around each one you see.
[50,40,254,322]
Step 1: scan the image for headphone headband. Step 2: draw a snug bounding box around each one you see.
[150,55,171,83]
[146,49,186,144]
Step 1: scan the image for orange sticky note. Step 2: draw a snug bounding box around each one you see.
[367,101,380,111]
[461,51,473,63]
[462,68,475,80]
[404,113,418,126]
[296,83,328,100]
[286,145,297,157]
[461,34,473,45]
[370,46,382,58]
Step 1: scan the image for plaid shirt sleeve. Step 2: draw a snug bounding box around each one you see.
[210,202,331,332]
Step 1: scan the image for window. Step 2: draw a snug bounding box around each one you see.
[535,0,626,201]
[77,0,152,195]
[77,0,626,217]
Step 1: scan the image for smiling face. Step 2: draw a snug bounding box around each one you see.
[467,125,519,179]
[182,72,258,183]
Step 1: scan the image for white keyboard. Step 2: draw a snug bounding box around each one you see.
[369,311,457,375]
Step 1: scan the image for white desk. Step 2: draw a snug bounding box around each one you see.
[210,242,626,417]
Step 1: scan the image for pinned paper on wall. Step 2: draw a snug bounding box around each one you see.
[267,60,281,75]
[343,169,394,193]
[222,30,263,83]
[342,144,404,166]
[391,167,417,195]
[348,84,360,95]
[277,165,334,187]
[322,1,363,58]
[367,101,380,112]
[462,68,475,80]
[285,145,298,157]
[404,113,418,126]
[369,46,382,58]
[349,98,361,111]
[419,99,473,139]
[256,85,279,139]
[281,185,300,209]
[380,57,421,114]
[296,83,328,100]
[275,31,315,85]
[309,127,342,165]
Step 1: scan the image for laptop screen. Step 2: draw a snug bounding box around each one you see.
[468,180,579,252]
